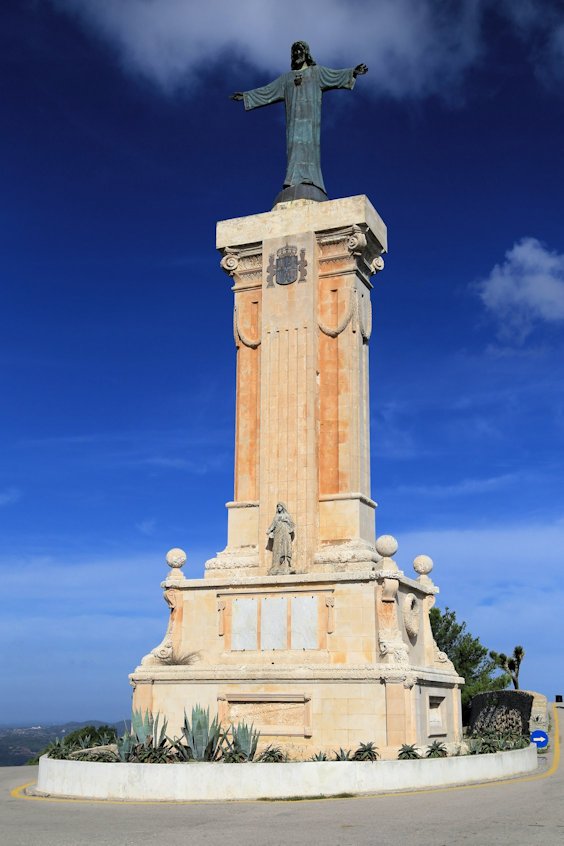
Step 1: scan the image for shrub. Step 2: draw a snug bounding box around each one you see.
[310,751,328,761]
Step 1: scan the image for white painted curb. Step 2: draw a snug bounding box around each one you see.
[36,746,538,801]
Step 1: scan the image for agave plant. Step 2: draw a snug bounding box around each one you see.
[310,751,329,761]
[425,741,448,759]
[222,746,248,763]
[117,710,176,763]
[258,744,286,763]
[333,747,353,761]
[467,737,484,755]
[181,705,225,762]
[398,743,421,760]
[116,732,136,762]
[353,742,380,762]
[223,720,261,762]
[46,737,74,760]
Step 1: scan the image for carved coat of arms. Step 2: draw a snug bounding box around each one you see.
[267,245,307,287]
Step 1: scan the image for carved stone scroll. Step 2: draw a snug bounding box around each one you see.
[217,599,226,637]
[325,595,335,634]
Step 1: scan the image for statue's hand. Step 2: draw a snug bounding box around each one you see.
[230,92,244,101]
[353,63,368,77]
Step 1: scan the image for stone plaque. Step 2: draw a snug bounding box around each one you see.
[229,700,303,729]
[261,596,288,650]
[231,597,258,651]
[291,595,318,649]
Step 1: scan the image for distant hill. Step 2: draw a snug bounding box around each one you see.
[0,720,129,766]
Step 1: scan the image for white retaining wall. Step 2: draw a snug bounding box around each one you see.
[36,746,537,802]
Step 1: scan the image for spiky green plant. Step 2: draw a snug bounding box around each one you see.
[467,737,484,755]
[222,746,248,763]
[353,742,380,761]
[181,705,225,762]
[310,751,329,761]
[398,744,421,760]
[46,737,74,760]
[333,747,353,761]
[117,710,175,763]
[426,741,448,758]
[223,720,261,762]
[116,732,136,762]
[258,744,286,763]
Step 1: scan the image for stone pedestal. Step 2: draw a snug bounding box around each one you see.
[206,196,387,577]
[130,196,464,758]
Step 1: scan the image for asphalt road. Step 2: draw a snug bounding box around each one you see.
[1,708,562,846]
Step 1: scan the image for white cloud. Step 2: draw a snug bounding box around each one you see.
[476,238,564,342]
[394,472,517,498]
[0,487,22,507]
[53,0,486,99]
[50,1,564,99]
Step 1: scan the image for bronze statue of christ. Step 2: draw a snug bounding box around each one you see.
[231,41,368,205]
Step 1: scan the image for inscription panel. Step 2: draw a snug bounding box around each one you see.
[291,595,318,649]
[231,598,258,651]
[261,596,287,650]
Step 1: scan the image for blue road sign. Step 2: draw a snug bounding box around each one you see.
[530,729,549,749]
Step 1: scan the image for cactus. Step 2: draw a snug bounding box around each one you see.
[310,751,329,761]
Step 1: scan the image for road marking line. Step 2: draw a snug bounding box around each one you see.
[10,704,560,806]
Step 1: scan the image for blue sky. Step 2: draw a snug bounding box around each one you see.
[1,0,564,725]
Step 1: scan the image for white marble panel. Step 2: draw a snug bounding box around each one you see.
[261,597,287,650]
[231,598,258,651]
[291,595,318,650]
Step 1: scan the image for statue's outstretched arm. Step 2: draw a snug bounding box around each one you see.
[240,76,285,111]
[353,64,368,77]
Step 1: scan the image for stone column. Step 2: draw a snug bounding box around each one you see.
[205,196,387,576]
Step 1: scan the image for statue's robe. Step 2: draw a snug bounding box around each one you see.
[243,65,356,194]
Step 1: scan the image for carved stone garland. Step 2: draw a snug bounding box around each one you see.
[233,304,261,348]
[317,285,372,341]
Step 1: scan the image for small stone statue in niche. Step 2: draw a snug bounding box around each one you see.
[267,502,295,574]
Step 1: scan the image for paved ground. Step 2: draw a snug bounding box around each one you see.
[1,707,562,846]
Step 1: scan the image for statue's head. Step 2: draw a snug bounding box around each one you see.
[276,502,287,513]
[291,41,315,70]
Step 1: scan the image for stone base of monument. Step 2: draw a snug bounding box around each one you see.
[130,544,464,759]
[35,746,537,802]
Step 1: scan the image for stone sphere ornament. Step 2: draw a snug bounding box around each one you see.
[413,554,433,576]
[375,535,398,558]
[166,548,187,570]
